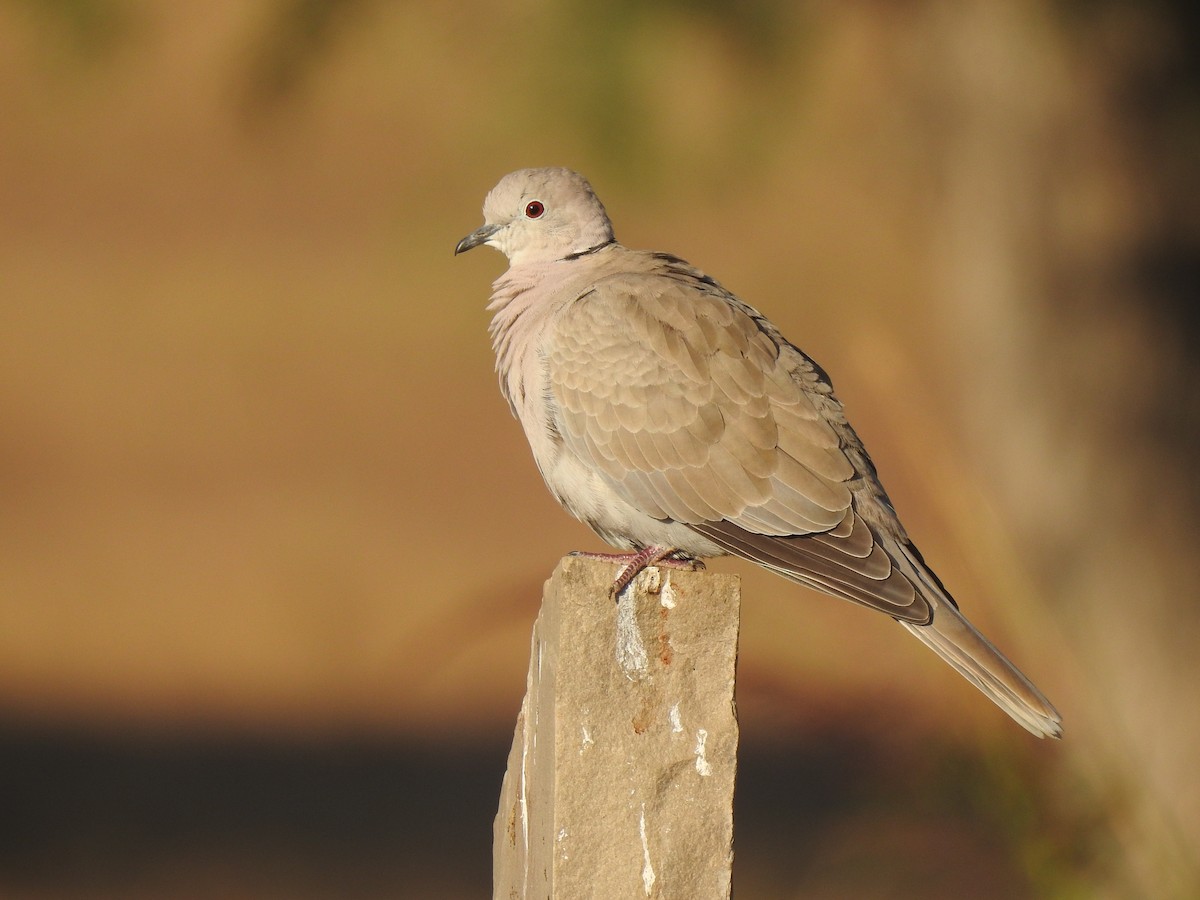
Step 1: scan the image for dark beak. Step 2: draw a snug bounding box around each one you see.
[454,223,500,256]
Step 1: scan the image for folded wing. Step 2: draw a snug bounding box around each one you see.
[547,265,929,623]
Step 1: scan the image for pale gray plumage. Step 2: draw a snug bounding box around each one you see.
[456,167,1062,739]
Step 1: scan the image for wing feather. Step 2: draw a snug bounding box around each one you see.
[547,262,929,620]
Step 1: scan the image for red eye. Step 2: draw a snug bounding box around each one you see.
[525,200,545,219]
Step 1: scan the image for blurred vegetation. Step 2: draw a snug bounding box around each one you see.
[240,0,372,111]
[0,0,1197,897]
[6,0,131,59]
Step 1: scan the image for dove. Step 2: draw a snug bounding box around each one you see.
[455,167,1061,738]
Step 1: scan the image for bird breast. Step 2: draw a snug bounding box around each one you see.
[487,260,723,558]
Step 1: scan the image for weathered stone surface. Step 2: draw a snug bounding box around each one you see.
[494,557,741,900]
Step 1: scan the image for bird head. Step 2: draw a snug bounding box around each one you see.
[455,167,615,266]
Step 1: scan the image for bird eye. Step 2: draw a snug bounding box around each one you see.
[525,200,545,219]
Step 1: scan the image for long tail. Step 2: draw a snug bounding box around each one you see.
[894,543,1062,738]
[900,605,1062,738]
[691,518,1063,737]
[902,600,1060,739]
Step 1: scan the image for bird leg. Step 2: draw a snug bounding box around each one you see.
[569,546,705,597]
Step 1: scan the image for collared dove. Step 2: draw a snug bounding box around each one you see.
[456,167,1062,739]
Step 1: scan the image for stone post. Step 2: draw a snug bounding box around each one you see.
[493,556,741,900]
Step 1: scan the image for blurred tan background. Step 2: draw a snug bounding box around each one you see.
[1,1,1198,897]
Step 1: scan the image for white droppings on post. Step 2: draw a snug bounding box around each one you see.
[519,697,533,893]
[557,826,569,863]
[669,702,683,734]
[660,573,677,609]
[694,728,713,777]
[639,803,656,896]
[580,722,593,752]
[615,584,649,679]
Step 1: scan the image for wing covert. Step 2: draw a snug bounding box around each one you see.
[547,270,852,535]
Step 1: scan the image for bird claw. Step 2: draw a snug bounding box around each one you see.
[566,546,702,599]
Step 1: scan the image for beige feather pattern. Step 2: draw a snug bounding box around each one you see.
[456,167,1062,738]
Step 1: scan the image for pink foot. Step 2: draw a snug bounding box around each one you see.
[569,547,705,597]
